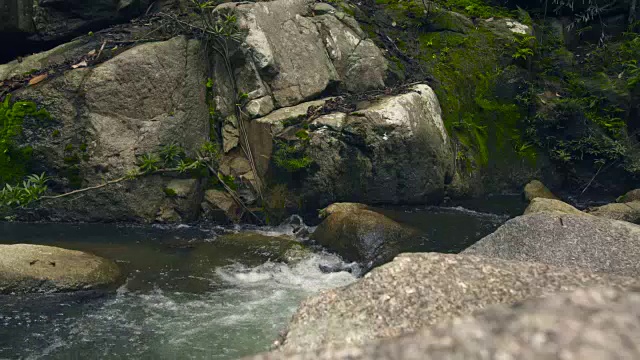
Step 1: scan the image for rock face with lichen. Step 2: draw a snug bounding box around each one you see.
[12,36,208,222]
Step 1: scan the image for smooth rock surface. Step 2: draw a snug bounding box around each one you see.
[587,201,640,224]
[523,180,558,201]
[524,197,583,215]
[247,287,640,360]
[0,244,121,294]
[618,188,640,203]
[464,212,640,277]
[278,253,638,353]
[311,206,416,269]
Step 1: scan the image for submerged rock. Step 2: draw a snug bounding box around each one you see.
[524,197,583,215]
[215,232,311,264]
[248,287,640,360]
[0,244,121,294]
[464,212,640,277]
[276,253,638,353]
[311,204,416,269]
[586,201,640,224]
[523,180,558,202]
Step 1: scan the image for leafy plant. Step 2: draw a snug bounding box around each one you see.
[0,173,48,208]
[137,154,161,173]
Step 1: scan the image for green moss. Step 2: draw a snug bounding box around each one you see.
[64,144,74,152]
[164,188,178,197]
[0,95,51,185]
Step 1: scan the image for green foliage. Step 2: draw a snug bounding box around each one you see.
[0,95,50,185]
[137,154,161,173]
[163,188,178,197]
[511,34,536,60]
[527,23,640,178]
[0,173,48,208]
[273,139,313,172]
[159,142,186,167]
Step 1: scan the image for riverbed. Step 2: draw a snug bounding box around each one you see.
[0,202,514,359]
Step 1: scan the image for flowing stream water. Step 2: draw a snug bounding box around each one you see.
[0,201,517,359]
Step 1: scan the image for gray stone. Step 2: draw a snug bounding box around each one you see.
[587,201,640,224]
[524,197,583,215]
[246,96,276,118]
[311,204,417,269]
[0,0,35,33]
[0,244,121,294]
[618,189,640,203]
[523,180,558,201]
[304,84,453,207]
[464,212,640,277]
[203,189,240,223]
[277,253,638,353]
[15,36,208,222]
[310,113,346,131]
[247,287,640,360]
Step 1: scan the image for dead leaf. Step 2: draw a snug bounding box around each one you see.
[28,73,48,86]
[72,61,88,69]
[88,49,96,56]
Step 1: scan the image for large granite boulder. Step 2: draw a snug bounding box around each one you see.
[213,0,387,116]
[0,244,121,294]
[464,212,640,277]
[247,287,640,360]
[311,203,417,269]
[302,84,453,207]
[277,253,638,353]
[13,36,208,222]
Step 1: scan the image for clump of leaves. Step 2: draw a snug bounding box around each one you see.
[137,154,161,173]
[159,143,185,167]
[0,173,48,208]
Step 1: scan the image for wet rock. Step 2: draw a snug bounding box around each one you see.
[523,180,558,201]
[247,287,640,360]
[276,253,638,353]
[14,36,208,222]
[524,197,583,215]
[587,201,640,224]
[464,212,640,277]
[618,188,640,203]
[303,84,453,207]
[202,189,241,223]
[215,232,311,264]
[311,204,416,269]
[0,244,121,294]
[318,202,369,219]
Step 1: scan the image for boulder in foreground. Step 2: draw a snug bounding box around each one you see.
[277,253,638,353]
[0,244,121,294]
[247,287,640,360]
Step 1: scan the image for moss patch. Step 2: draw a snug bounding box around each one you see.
[0,95,50,185]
